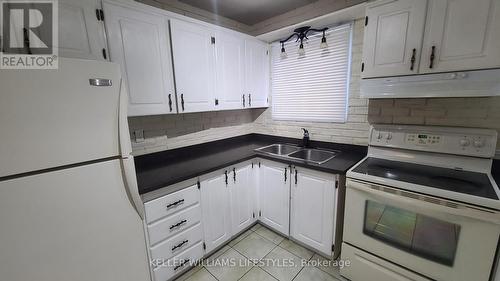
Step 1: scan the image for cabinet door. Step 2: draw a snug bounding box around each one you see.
[230,164,254,235]
[201,172,232,253]
[171,19,216,113]
[362,0,427,78]
[217,32,245,110]
[291,167,336,256]
[419,0,500,73]
[259,160,290,236]
[245,40,270,108]
[58,0,107,61]
[104,3,176,116]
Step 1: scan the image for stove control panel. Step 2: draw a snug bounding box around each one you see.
[406,133,441,146]
[369,125,497,158]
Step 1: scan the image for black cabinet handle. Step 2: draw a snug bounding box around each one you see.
[166,199,184,209]
[181,94,185,111]
[225,170,228,185]
[284,167,287,182]
[248,94,251,107]
[410,48,416,71]
[171,240,189,252]
[233,167,236,183]
[242,94,246,107]
[295,169,298,185]
[429,45,436,69]
[168,94,173,112]
[169,219,187,230]
[174,259,190,271]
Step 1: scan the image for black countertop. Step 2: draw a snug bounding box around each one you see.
[134,134,367,194]
[493,159,500,185]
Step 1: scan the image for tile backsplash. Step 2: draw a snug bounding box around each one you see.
[128,17,500,155]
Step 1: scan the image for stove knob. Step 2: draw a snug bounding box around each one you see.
[377,132,383,140]
[459,139,470,147]
[386,133,392,140]
[473,139,485,148]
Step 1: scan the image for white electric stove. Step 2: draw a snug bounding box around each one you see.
[341,125,500,281]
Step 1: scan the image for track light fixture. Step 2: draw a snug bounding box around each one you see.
[279,25,329,57]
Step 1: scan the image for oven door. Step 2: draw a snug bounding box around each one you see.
[344,179,500,281]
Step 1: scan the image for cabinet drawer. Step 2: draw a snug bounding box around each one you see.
[145,185,200,224]
[340,243,431,281]
[152,242,204,281]
[148,204,201,245]
[150,223,203,261]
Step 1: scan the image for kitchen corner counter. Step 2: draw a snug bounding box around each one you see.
[134,134,367,195]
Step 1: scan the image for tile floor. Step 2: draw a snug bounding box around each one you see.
[175,223,347,281]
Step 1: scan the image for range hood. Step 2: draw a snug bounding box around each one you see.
[360,69,500,99]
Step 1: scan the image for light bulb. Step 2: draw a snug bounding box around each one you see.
[280,46,287,58]
[298,43,305,55]
[320,36,328,49]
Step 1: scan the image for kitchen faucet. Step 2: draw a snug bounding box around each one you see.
[302,128,310,148]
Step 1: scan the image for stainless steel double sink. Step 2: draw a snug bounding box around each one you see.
[255,144,339,165]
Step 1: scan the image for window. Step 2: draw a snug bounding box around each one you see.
[271,23,352,122]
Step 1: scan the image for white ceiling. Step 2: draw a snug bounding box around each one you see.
[177,0,318,25]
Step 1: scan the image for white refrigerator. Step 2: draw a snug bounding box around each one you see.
[0,58,151,281]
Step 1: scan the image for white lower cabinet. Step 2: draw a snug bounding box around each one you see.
[144,158,339,280]
[230,163,256,235]
[290,167,336,256]
[144,182,204,281]
[200,170,232,253]
[258,160,290,236]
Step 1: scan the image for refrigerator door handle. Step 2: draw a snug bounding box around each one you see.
[118,79,133,157]
[118,79,144,220]
[121,156,145,220]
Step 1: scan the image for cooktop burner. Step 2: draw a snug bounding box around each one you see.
[352,157,498,200]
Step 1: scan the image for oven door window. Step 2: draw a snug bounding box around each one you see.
[363,200,460,266]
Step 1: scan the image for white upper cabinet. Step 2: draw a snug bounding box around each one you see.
[363,0,500,78]
[258,160,290,236]
[104,2,176,116]
[245,40,270,108]
[290,167,336,256]
[201,171,232,253]
[362,0,428,78]
[230,163,255,235]
[58,0,108,61]
[419,0,500,73]
[170,19,216,113]
[216,32,246,110]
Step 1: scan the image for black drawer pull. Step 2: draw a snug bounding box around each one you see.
[174,259,190,271]
[171,240,189,252]
[248,94,251,107]
[284,167,287,182]
[181,94,185,111]
[168,94,173,112]
[166,199,184,209]
[295,169,298,184]
[170,219,187,230]
[225,170,228,185]
[242,94,246,107]
[233,167,236,183]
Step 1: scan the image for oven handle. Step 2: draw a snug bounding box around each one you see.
[348,179,500,224]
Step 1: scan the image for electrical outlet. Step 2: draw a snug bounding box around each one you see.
[133,130,144,143]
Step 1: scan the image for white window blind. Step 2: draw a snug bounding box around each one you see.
[271,23,352,122]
